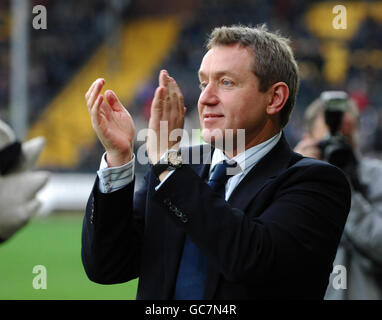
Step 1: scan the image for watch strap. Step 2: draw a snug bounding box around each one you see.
[153,163,176,177]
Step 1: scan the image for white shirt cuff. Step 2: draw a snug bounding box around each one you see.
[154,149,178,191]
[154,170,175,191]
[97,153,135,193]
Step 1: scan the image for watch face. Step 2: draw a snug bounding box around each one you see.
[168,151,182,167]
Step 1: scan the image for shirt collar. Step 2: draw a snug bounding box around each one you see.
[210,131,282,175]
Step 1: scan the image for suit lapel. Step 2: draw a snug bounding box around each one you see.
[203,133,295,299]
[228,133,294,210]
[162,144,212,298]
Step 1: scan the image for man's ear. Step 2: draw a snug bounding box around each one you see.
[266,82,289,116]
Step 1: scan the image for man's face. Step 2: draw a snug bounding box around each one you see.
[197,44,271,153]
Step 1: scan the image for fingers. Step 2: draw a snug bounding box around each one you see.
[86,78,104,111]
[85,80,97,100]
[165,77,178,116]
[171,77,186,116]
[294,137,321,159]
[150,86,165,117]
[105,90,124,112]
[151,70,174,118]
[92,95,104,120]
[159,69,169,88]
[158,70,185,117]
[160,70,173,116]
[89,79,104,109]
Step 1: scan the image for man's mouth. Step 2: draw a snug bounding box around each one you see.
[203,113,224,124]
[203,113,224,119]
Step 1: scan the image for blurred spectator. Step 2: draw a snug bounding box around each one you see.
[373,109,382,153]
[294,93,382,299]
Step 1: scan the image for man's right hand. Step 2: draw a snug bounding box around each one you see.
[294,134,321,159]
[85,79,135,167]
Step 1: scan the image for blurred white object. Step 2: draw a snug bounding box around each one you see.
[36,173,95,215]
[0,118,16,146]
[0,118,49,242]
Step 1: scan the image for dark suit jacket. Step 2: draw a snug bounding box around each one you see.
[81,134,351,299]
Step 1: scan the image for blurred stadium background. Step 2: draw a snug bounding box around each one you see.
[1,0,382,299]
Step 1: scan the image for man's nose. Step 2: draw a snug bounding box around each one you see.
[198,83,219,106]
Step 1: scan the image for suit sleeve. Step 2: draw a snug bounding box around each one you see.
[81,175,147,284]
[153,162,351,284]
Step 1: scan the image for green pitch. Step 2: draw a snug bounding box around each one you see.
[0,213,138,300]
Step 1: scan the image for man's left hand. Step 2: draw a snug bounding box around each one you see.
[147,70,186,164]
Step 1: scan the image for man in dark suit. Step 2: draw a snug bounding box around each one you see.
[81,25,351,299]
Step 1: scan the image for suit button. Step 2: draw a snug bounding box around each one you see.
[174,209,182,217]
[90,197,95,224]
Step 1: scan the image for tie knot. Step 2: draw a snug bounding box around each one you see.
[208,161,239,192]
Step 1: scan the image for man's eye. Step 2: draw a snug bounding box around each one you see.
[199,82,207,90]
[222,79,232,86]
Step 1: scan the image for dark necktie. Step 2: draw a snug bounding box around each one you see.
[174,161,237,299]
